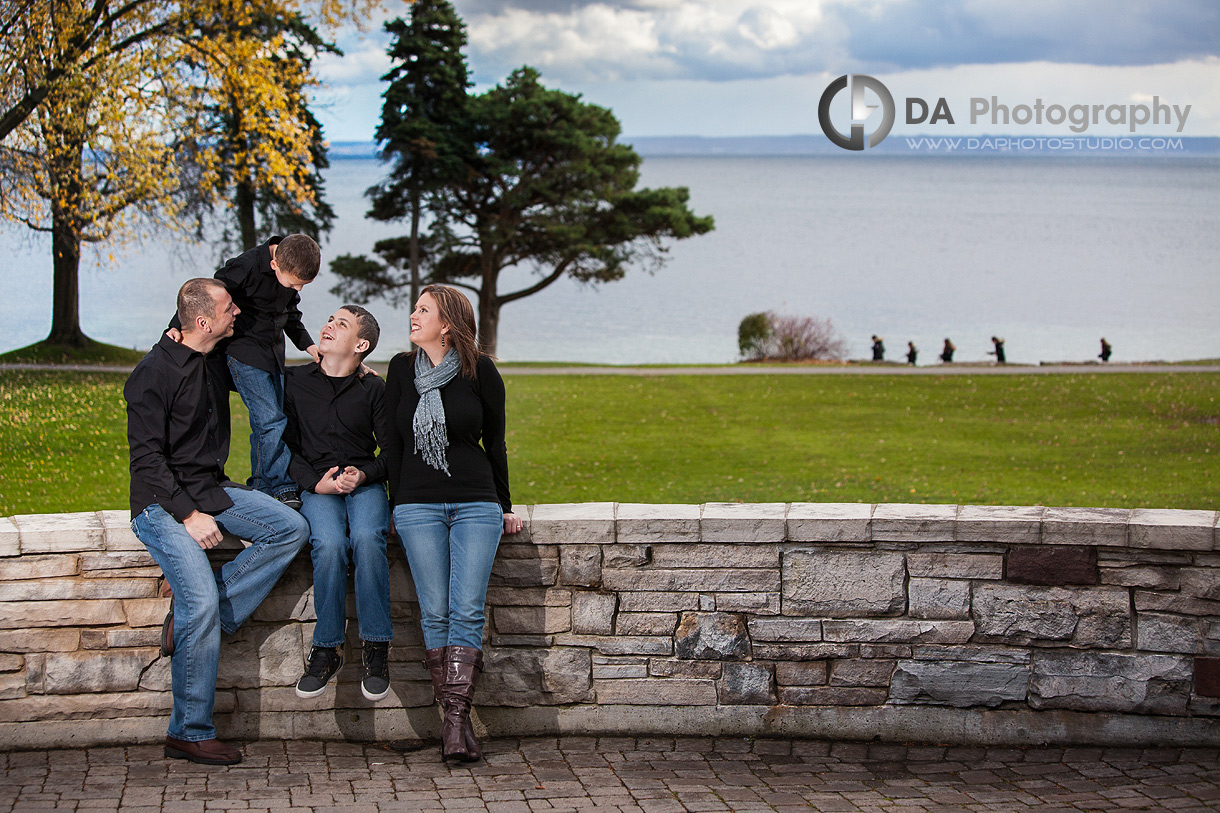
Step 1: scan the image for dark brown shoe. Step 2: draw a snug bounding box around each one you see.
[441,646,483,762]
[424,647,447,702]
[164,736,242,765]
[160,599,174,657]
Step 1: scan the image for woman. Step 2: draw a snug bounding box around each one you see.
[385,284,523,762]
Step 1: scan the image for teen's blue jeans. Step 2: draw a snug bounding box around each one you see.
[132,487,308,742]
[393,502,503,650]
[226,356,295,498]
[301,484,392,647]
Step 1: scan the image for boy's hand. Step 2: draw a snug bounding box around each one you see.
[358,362,378,378]
[314,466,344,495]
[335,466,366,493]
[165,327,183,343]
[306,344,321,363]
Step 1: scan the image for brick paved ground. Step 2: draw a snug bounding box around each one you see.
[2,737,1219,812]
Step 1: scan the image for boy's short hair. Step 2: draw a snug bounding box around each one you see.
[275,234,321,282]
[177,278,225,329]
[341,304,380,360]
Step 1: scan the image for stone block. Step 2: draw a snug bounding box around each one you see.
[122,597,173,627]
[592,656,647,680]
[24,653,44,694]
[602,567,778,593]
[909,578,971,620]
[973,585,1131,647]
[99,510,144,551]
[494,605,571,635]
[861,644,912,659]
[822,620,975,644]
[486,587,571,607]
[490,556,559,587]
[700,503,787,543]
[249,579,313,624]
[79,551,157,572]
[1100,564,1180,590]
[615,612,677,637]
[715,592,779,614]
[775,662,828,686]
[0,517,18,557]
[782,551,905,616]
[871,503,956,542]
[595,678,717,705]
[558,545,602,587]
[0,579,158,601]
[219,624,306,689]
[1006,546,1098,586]
[603,544,652,568]
[482,647,592,706]
[911,646,1029,664]
[651,544,779,569]
[572,591,617,635]
[785,503,872,542]
[1135,591,1220,616]
[80,629,107,649]
[747,618,823,642]
[1030,651,1191,714]
[648,659,722,679]
[829,659,895,687]
[1129,509,1216,551]
[699,593,715,610]
[1196,657,1220,698]
[0,600,125,629]
[617,591,699,612]
[1137,613,1204,654]
[551,634,672,656]
[107,630,161,648]
[43,649,159,694]
[1180,569,1220,601]
[0,673,25,701]
[12,512,104,553]
[0,654,22,672]
[1041,507,1129,546]
[889,661,1029,707]
[719,662,775,704]
[906,552,1003,579]
[955,505,1044,544]
[674,612,751,660]
[530,503,615,545]
[615,504,700,543]
[779,686,888,706]
[0,629,80,653]
[496,542,556,559]
[2,555,80,580]
[753,643,858,661]
[0,691,176,723]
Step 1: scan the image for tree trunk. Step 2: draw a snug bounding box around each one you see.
[236,180,257,249]
[46,121,87,347]
[409,184,421,310]
[478,252,499,357]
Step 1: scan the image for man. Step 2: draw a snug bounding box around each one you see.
[126,278,309,766]
[283,306,392,701]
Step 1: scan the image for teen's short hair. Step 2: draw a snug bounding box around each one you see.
[177,278,226,329]
[275,234,321,282]
[340,304,380,360]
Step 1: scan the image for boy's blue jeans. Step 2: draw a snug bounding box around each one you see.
[301,485,393,647]
[393,501,503,650]
[226,356,295,498]
[132,487,309,742]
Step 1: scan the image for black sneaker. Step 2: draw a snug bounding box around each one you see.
[276,490,303,510]
[361,641,390,701]
[295,646,342,698]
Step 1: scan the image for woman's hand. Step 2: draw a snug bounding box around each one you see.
[503,512,523,535]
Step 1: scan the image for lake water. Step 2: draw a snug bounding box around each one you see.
[2,154,1218,364]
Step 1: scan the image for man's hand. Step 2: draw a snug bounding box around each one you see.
[306,343,321,363]
[334,466,366,493]
[314,466,343,495]
[183,510,223,549]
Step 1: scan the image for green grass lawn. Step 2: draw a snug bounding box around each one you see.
[1,369,1216,515]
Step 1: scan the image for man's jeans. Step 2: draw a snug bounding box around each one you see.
[226,356,295,498]
[301,484,392,648]
[393,502,502,650]
[132,488,309,742]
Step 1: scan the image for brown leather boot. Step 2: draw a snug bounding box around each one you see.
[440,645,483,762]
[424,647,447,702]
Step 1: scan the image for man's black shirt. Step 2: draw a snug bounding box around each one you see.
[284,362,389,491]
[125,334,235,520]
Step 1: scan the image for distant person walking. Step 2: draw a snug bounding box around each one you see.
[871,335,885,361]
[988,336,1006,364]
[1099,338,1112,362]
[906,342,917,365]
[939,338,955,363]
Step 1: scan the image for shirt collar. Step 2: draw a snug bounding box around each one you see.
[157,332,205,367]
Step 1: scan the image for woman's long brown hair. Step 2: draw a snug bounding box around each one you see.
[420,284,480,378]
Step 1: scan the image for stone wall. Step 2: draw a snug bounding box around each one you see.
[1,503,1218,750]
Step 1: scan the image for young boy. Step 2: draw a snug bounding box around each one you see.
[172,235,322,507]
[283,305,393,701]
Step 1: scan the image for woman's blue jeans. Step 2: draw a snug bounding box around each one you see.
[393,502,503,650]
[131,487,309,742]
[226,356,295,498]
[301,484,392,647]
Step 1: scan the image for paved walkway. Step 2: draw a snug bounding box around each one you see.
[2,737,1218,812]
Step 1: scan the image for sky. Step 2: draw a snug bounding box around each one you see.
[310,0,1220,142]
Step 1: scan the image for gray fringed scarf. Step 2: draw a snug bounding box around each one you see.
[413,348,461,475]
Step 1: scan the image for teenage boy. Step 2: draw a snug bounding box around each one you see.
[127,278,310,765]
[282,306,393,701]
[171,235,322,508]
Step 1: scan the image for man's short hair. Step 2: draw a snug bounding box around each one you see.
[275,234,321,282]
[177,278,226,330]
[341,304,379,360]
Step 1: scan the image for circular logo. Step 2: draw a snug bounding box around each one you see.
[818,74,895,151]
